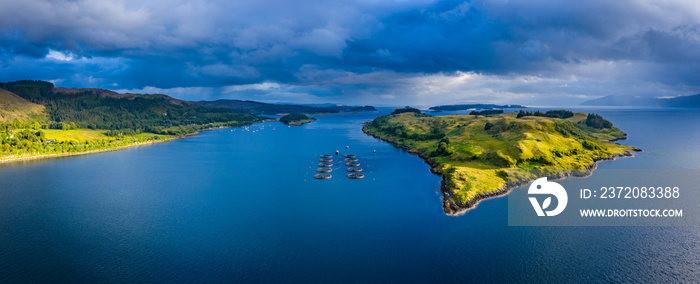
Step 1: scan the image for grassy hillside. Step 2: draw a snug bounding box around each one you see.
[0,89,45,122]
[0,80,261,135]
[363,109,638,214]
[0,80,263,162]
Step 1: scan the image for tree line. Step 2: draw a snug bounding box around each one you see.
[516,109,574,119]
[0,80,263,158]
[0,80,261,136]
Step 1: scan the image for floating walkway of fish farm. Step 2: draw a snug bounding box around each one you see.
[314,153,365,179]
[347,173,364,179]
[314,174,331,179]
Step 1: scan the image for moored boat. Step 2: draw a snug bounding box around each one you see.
[347,173,364,179]
[315,174,332,179]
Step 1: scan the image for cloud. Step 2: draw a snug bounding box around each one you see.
[46,50,75,61]
[0,0,699,105]
[292,28,348,57]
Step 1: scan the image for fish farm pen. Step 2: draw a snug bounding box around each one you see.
[315,153,365,179]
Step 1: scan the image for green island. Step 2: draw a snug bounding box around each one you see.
[0,80,262,163]
[363,107,640,215]
[279,113,316,126]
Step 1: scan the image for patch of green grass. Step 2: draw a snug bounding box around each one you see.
[0,89,45,122]
[42,129,110,142]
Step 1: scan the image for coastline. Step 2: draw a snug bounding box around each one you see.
[362,125,642,216]
[0,137,177,164]
[0,122,263,165]
[440,147,641,216]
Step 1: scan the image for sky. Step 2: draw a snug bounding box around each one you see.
[1,0,699,107]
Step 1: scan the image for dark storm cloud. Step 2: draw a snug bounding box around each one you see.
[0,0,698,104]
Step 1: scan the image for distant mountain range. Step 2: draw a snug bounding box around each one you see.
[0,81,377,128]
[581,94,700,107]
[428,104,525,112]
[0,80,259,133]
[195,99,376,115]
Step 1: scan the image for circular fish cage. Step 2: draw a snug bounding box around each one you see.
[317,168,332,173]
[344,154,356,158]
[344,158,358,162]
[319,158,333,162]
[318,163,333,167]
[320,155,332,158]
[347,173,364,179]
[346,162,360,167]
[347,167,363,172]
[314,174,332,179]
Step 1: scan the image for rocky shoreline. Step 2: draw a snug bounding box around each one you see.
[362,125,642,216]
[441,147,641,215]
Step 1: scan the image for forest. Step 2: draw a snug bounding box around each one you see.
[0,80,262,159]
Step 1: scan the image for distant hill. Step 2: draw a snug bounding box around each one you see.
[0,88,45,122]
[0,80,260,134]
[581,94,700,108]
[195,99,375,115]
[429,104,525,112]
[0,80,265,162]
[53,87,196,106]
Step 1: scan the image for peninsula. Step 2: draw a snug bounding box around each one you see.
[363,108,640,215]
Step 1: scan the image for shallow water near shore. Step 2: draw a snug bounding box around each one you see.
[0,108,698,282]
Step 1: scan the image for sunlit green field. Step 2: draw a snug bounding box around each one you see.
[0,128,173,161]
[0,89,45,123]
[41,129,169,142]
[364,111,637,205]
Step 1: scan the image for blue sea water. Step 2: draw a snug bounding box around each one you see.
[0,108,698,282]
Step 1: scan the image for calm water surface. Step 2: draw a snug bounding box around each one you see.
[0,108,698,282]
